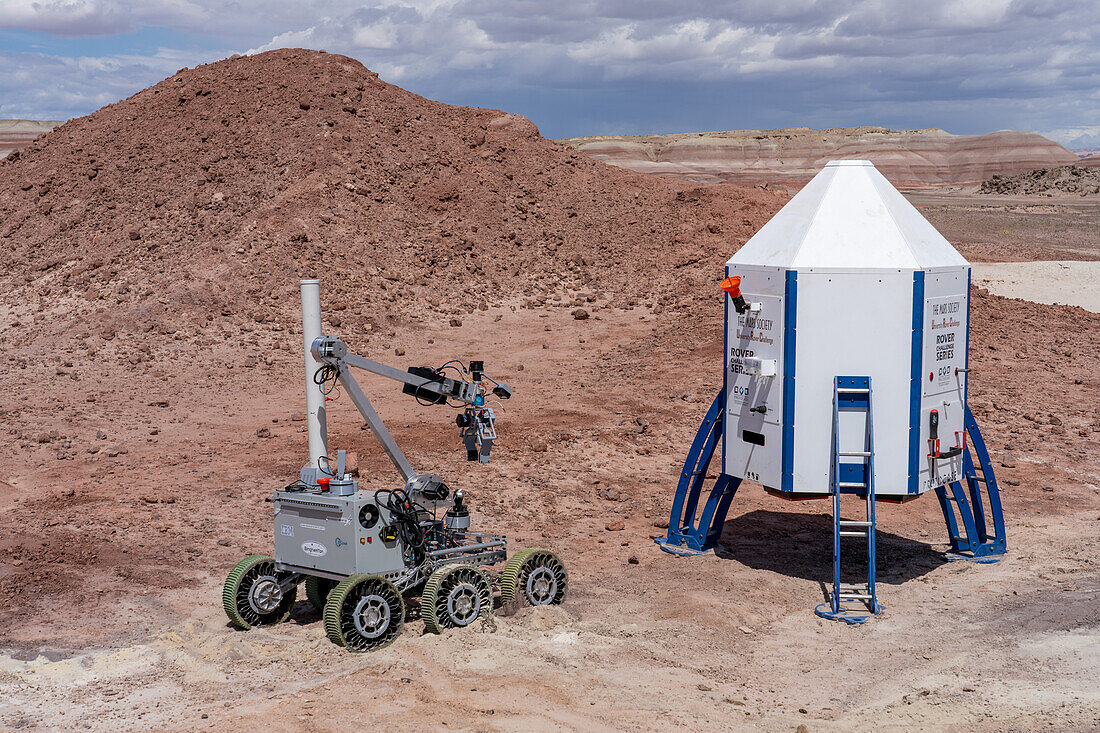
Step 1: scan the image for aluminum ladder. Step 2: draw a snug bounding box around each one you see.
[816,376,883,623]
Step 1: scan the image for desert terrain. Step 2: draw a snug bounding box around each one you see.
[1,50,1098,732]
[557,127,1084,187]
[907,188,1100,316]
[0,120,61,160]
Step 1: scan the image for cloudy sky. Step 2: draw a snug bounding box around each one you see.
[1,0,1098,147]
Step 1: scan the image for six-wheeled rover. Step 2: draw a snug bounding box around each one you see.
[223,280,567,651]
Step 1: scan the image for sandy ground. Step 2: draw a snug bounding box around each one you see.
[1,287,1098,732]
[921,189,1100,312]
[906,191,1100,263]
[2,50,1098,733]
[973,261,1100,313]
[2,80,1099,730]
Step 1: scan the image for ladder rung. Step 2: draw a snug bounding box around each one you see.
[830,381,876,614]
[970,476,988,484]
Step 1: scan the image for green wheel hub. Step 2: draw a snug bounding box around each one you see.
[501,549,568,607]
[422,565,493,634]
[223,554,297,630]
[305,576,338,612]
[323,574,405,652]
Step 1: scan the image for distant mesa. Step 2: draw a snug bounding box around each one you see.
[0,120,62,159]
[556,126,1082,188]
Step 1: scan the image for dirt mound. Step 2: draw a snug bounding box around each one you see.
[979,165,1100,197]
[0,48,780,624]
[0,49,780,372]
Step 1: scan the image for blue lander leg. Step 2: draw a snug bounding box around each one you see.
[656,389,741,555]
[935,483,968,554]
[940,406,1006,562]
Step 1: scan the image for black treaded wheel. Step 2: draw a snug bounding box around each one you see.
[421,565,493,634]
[305,576,338,612]
[501,549,568,607]
[223,554,298,630]
[323,574,405,652]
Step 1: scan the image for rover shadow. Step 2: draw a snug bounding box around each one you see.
[288,601,323,626]
[713,509,949,587]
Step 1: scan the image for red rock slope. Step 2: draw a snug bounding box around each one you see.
[0,49,781,359]
[558,126,1080,187]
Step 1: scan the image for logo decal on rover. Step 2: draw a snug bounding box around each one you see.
[301,541,327,557]
[334,538,346,547]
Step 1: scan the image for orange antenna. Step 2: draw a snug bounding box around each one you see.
[721,275,750,314]
[721,276,742,298]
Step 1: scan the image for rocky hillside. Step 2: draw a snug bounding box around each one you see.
[558,127,1079,187]
[980,165,1100,197]
[0,49,781,374]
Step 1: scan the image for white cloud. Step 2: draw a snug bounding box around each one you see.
[1040,125,1100,149]
[353,21,398,49]
[0,45,220,120]
[0,0,1098,139]
[247,26,323,54]
[0,0,212,36]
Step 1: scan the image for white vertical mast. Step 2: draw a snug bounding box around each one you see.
[300,279,328,469]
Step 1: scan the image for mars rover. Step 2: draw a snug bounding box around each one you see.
[223,280,567,651]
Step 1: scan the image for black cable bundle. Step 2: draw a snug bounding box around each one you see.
[375,488,428,565]
[313,363,340,395]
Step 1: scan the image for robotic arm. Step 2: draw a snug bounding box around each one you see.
[309,335,512,497]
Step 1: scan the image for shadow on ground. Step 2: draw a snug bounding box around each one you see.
[714,509,949,586]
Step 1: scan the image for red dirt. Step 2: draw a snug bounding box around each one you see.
[0,49,780,344]
[0,49,1098,731]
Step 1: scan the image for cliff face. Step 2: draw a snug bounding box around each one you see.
[557,127,1080,187]
[0,120,61,159]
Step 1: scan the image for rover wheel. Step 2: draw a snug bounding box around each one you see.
[305,576,338,612]
[323,574,404,652]
[501,549,568,607]
[223,554,298,630]
[421,565,493,634]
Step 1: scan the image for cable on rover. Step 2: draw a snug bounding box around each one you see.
[412,371,448,407]
[375,487,428,565]
[407,363,468,409]
[313,363,341,395]
[438,360,468,379]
